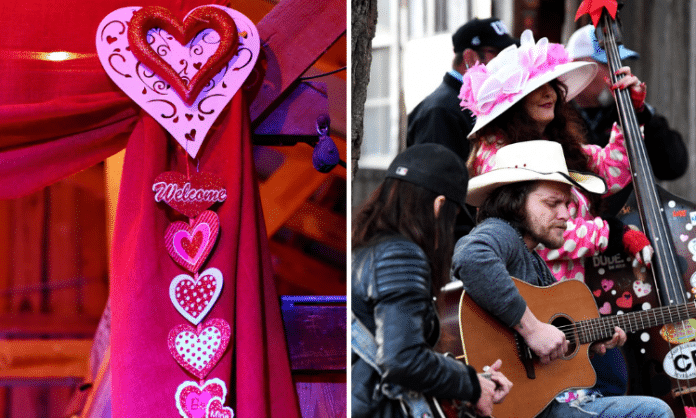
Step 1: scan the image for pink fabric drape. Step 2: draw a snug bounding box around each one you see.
[0,1,301,416]
[111,93,300,417]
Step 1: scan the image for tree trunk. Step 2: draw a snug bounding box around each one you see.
[351,0,378,181]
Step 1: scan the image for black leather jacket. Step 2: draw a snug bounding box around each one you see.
[351,235,481,418]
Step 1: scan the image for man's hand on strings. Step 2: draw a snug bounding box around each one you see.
[590,326,627,356]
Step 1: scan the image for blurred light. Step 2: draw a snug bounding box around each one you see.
[44,51,72,61]
[0,50,96,61]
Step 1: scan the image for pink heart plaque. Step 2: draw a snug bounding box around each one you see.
[153,171,226,218]
[170,267,223,325]
[206,397,235,418]
[168,318,231,379]
[175,378,227,418]
[166,211,220,273]
[96,6,260,158]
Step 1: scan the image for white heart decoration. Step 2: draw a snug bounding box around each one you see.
[95,6,260,158]
[170,267,223,325]
[633,280,652,298]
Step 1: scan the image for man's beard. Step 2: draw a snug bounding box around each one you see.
[522,217,565,249]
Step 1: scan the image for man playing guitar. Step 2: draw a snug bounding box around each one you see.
[451,140,673,417]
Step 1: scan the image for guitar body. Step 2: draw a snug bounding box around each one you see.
[442,278,601,418]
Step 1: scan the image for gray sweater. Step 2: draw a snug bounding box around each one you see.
[451,218,556,328]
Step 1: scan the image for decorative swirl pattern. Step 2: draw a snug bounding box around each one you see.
[96,5,260,159]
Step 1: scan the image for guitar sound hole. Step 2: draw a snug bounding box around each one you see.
[550,315,578,358]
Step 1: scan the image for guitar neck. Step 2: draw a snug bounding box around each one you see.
[577,301,696,344]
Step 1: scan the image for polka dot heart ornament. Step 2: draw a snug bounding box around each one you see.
[170,267,223,325]
[168,318,231,379]
[96,5,260,159]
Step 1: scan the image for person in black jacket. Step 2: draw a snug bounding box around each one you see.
[407,18,517,238]
[351,144,512,418]
[567,24,688,215]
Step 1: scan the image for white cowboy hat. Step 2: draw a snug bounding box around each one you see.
[460,30,598,138]
[465,140,607,206]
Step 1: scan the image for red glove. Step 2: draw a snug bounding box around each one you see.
[629,83,647,112]
[622,225,653,267]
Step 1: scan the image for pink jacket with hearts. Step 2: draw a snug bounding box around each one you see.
[469,123,632,282]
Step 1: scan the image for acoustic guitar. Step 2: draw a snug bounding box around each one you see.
[436,278,696,418]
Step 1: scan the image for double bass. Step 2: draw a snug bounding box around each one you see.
[582,2,696,416]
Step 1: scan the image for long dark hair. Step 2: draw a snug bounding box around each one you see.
[476,181,537,236]
[352,178,459,292]
[471,79,600,211]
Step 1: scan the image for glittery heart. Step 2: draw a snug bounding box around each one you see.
[175,378,227,418]
[682,234,690,242]
[153,171,226,218]
[592,289,601,297]
[166,211,220,272]
[128,6,239,106]
[206,397,235,418]
[96,6,260,158]
[170,267,223,325]
[632,280,652,298]
[598,301,612,315]
[616,291,633,309]
[168,318,230,379]
[601,279,614,292]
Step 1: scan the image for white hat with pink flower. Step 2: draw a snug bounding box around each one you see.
[460,29,598,138]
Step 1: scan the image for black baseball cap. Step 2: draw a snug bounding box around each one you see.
[452,17,518,53]
[386,144,469,210]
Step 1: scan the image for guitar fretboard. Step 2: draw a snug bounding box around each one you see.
[577,301,696,344]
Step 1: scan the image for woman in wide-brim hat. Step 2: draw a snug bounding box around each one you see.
[459,30,652,284]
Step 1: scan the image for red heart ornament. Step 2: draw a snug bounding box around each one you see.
[593,289,602,298]
[168,318,231,379]
[616,291,633,309]
[206,397,235,418]
[166,211,220,273]
[128,6,239,106]
[153,171,226,218]
[175,378,227,418]
[170,267,223,325]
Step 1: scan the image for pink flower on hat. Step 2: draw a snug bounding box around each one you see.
[459,30,571,117]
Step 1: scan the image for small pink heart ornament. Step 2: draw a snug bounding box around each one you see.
[166,210,220,273]
[168,318,231,379]
[601,279,614,292]
[170,267,224,325]
[206,397,235,418]
[175,378,227,418]
[598,301,612,315]
[96,6,259,158]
